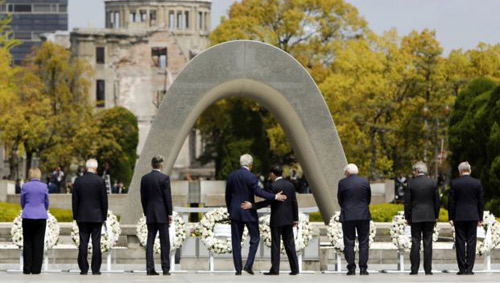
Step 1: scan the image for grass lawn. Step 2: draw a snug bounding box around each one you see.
[0,202,73,222]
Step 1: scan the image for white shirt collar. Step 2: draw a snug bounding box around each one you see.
[462,173,471,176]
[275,176,283,181]
[153,169,161,172]
[242,166,250,171]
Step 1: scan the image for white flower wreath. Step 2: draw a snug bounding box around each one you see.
[136,211,187,254]
[71,210,121,254]
[11,210,60,252]
[199,207,247,254]
[390,211,439,253]
[326,211,376,253]
[451,211,500,256]
[259,213,313,254]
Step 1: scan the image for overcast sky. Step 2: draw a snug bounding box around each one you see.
[69,0,500,54]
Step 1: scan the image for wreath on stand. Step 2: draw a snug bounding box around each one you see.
[326,211,376,252]
[71,210,121,254]
[136,211,188,254]
[390,211,439,253]
[451,211,500,256]
[198,207,247,254]
[259,213,313,253]
[11,210,60,252]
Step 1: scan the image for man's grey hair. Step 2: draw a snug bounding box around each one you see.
[344,163,359,176]
[240,154,253,167]
[86,159,98,169]
[458,161,471,173]
[413,161,427,174]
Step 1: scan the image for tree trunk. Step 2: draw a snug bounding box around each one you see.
[369,127,377,181]
[25,150,33,179]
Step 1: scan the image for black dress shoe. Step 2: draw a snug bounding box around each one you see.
[92,272,101,275]
[409,272,418,275]
[360,270,369,275]
[289,272,299,275]
[467,271,474,275]
[264,272,279,275]
[147,271,159,276]
[457,271,466,275]
[80,271,88,275]
[243,268,254,275]
[23,271,31,275]
[235,271,242,275]
[346,270,355,275]
[425,272,433,275]
[163,271,171,275]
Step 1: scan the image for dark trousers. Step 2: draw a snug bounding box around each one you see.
[270,225,299,273]
[231,220,260,272]
[146,223,170,273]
[77,222,103,273]
[22,219,46,274]
[342,220,370,271]
[455,221,477,273]
[410,221,434,273]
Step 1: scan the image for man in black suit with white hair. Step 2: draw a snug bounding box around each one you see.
[337,163,371,276]
[140,155,173,276]
[449,161,484,275]
[404,161,439,275]
[72,159,108,275]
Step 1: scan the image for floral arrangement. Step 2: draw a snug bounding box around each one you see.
[71,210,121,254]
[11,210,60,252]
[136,211,187,254]
[326,211,376,253]
[198,207,247,254]
[451,211,500,256]
[390,211,439,253]
[259,213,313,254]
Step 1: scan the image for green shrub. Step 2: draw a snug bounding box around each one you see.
[0,202,73,222]
[308,203,449,223]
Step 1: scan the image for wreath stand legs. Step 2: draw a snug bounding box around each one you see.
[398,251,405,272]
[335,252,342,272]
[209,253,215,272]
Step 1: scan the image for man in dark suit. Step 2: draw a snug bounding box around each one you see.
[241,164,299,275]
[225,154,287,275]
[140,155,173,276]
[404,161,440,275]
[337,163,371,275]
[449,161,484,275]
[72,159,108,275]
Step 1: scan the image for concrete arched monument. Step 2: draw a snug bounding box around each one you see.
[121,40,347,224]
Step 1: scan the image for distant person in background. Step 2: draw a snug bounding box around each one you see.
[72,159,108,275]
[51,167,64,193]
[20,168,49,274]
[117,182,125,194]
[15,179,22,194]
[337,163,371,276]
[404,161,439,275]
[449,161,484,275]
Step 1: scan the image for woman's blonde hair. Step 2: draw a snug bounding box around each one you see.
[28,168,42,180]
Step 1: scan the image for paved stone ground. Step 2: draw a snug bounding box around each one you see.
[0,271,499,283]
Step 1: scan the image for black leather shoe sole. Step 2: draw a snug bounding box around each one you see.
[147,272,159,276]
[346,271,355,275]
[264,272,279,275]
[235,271,242,275]
[289,272,299,275]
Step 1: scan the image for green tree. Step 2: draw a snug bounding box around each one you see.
[448,78,500,214]
[197,98,271,179]
[95,106,139,187]
[0,42,94,180]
